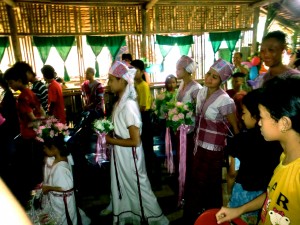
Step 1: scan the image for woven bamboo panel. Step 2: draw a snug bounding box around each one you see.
[0,3,10,34]
[150,4,253,33]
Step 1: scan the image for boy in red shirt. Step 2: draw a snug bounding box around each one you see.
[4,66,44,206]
[41,65,66,124]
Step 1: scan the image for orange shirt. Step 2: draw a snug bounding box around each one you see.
[48,80,66,124]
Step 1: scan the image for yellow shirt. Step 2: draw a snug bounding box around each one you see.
[135,81,152,111]
[259,153,300,225]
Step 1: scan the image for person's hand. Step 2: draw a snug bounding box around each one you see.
[215,206,242,224]
[105,134,112,144]
[42,185,51,194]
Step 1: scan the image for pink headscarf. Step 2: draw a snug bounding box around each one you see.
[210,58,233,83]
[176,55,197,74]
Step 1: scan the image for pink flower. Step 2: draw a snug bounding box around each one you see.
[172,115,179,121]
[176,102,183,107]
[178,113,184,119]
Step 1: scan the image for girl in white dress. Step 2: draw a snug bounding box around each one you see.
[105,61,169,225]
[41,132,91,225]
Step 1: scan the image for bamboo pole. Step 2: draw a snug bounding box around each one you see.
[251,7,259,54]
[6,4,22,61]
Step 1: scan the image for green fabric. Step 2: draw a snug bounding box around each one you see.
[33,36,52,64]
[86,35,126,77]
[52,37,75,81]
[33,36,75,81]
[209,33,223,61]
[209,31,241,62]
[156,35,194,71]
[223,31,241,63]
[0,37,9,63]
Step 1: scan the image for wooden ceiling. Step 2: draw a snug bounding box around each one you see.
[0,0,298,36]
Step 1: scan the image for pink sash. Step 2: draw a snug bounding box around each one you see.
[164,127,174,174]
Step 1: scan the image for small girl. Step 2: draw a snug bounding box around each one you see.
[39,121,91,225]
[216,77,300,224]
[165,74,177,93]
[105,61,169,225]
[225,89,282,224]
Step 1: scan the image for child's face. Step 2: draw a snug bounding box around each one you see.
[7,79,22,91]
[231,77,244,89]
[107,74,123,94]
[241,104,256,129]
[134,68,143,81]
[43,145,55,157]
[204,68,222,88]
[260,38,284,68]
[258,104,280,141]
[166,78,177,91]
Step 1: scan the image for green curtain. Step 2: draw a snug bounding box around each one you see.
[209,33,223,61]
[0,37,9,63]
[33,36,52,64]
[52,36,75,82]
[87,36,126,78]
[223,31,241,63]
[156,35,194,71]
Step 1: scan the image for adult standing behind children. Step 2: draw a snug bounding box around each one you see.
[105,61,169,225]
[4,66,44,207]
[216,77,300,225]
[259,30,300,87]
[184,59,239,225]
[41,65,66,124]
[13,62,48,112]
[81,67,105,120]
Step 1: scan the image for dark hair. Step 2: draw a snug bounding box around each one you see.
[294,58,300,68]
[122,53,133,62]
[260,77,300,133]
[234,52,243,58]
[242,88,263,121]
[0,73,9,90]
[13,61,35,78]
[262,30,286,46]
[43,134,70,157]
[131,59,145,71]
[41,65,56,79]
[4,67,28,84]
[165,74,177,86]
[232,72,246,78]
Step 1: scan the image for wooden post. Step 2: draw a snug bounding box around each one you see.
[6,4,22,62]
[141,6,147,59]
[251,7,259,55]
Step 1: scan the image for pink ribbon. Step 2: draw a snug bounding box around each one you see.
[95,131,108,165]
[178,124,189,206]
[164,127,174,174]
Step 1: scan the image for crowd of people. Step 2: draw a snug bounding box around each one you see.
[1,30,300,225]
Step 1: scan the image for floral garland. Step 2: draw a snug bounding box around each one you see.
[34,116,69,142]
[93,118,114,133]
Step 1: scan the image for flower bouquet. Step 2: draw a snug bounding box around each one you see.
[34,116,69,142]
[152,90,177,119]
[166,101,194,133]
[86,118,114,166]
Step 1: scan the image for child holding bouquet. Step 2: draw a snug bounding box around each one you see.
[105,61,169,225]
[36,118,91,225]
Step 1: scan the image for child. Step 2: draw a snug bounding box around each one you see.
[38,119,91,225]
[225,89,282,224]
[105,61,169,225]
[4,66,44,207]
[184,58,239,225]
[41,65,66,124]
[216,77,300,224]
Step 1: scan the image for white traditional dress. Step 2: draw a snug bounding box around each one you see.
[176,80,202,104]
[43,156,91,225]
[111,99,169,225]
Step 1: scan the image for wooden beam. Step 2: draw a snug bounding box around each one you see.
[249,0,280,8]
[145,0,158,11]
[3,0,15,7]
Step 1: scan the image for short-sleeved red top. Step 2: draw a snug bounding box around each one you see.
[48,79,66,124]
[17,88,42,139]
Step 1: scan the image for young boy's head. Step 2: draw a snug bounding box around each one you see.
[231,72,245,90]
[4,67,28,91]
[131,60,146,82]
[13,62,36,83]
[241,89,262,129]
[41,65,56,83]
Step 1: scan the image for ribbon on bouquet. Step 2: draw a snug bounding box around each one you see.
[95,131,108,165]
[178,124,189,207]
[164,127,175,174]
